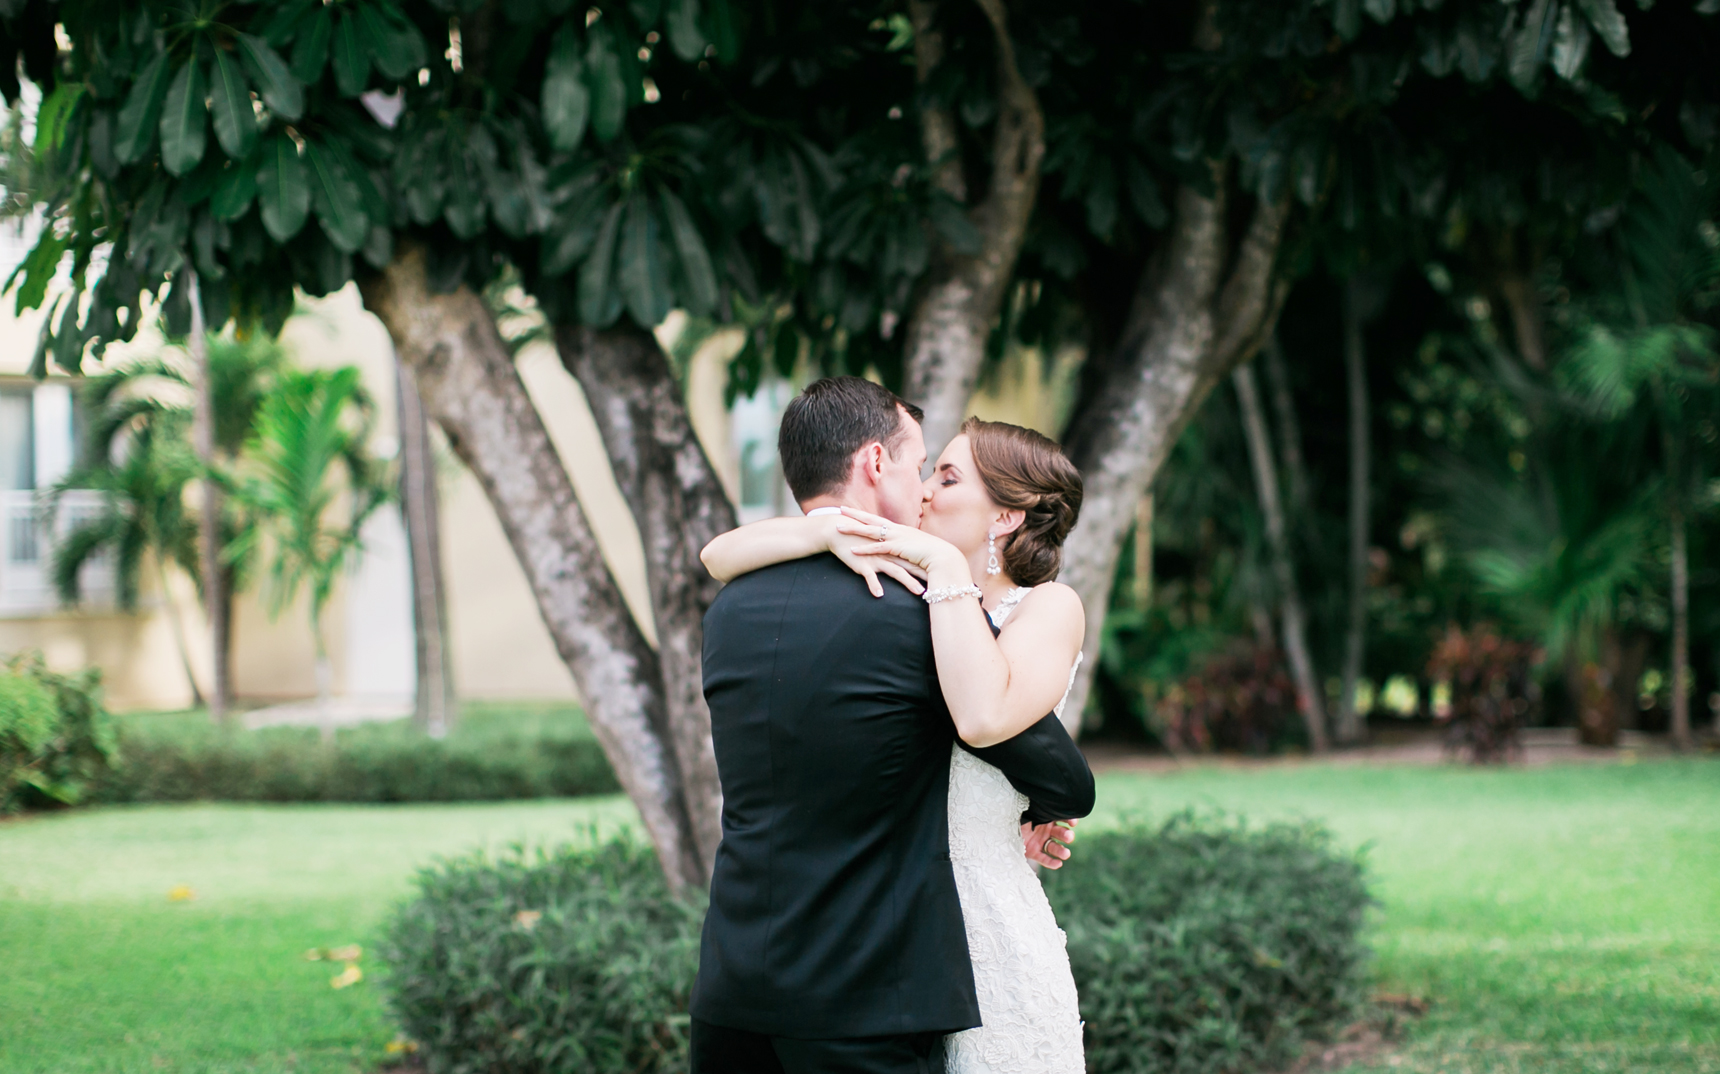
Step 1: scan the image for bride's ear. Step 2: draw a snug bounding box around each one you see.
[993,509,1026,538]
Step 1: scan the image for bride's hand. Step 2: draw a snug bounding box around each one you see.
[835,507,964,575]
[820,515,928,598]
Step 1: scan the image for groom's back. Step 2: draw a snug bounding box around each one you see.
[692,553,980,1039]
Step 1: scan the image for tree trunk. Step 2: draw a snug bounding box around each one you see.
[187,272,230,722]
[1058,178,1292,738]
[154,556,207,710]
[1670,503,1691,749]
[1233,361,1329,751]
[553,322,734,871]
[1262,334,1313,521]
[1336,278,1372,745]
[901,0,1045,454]
[1496,271,1547,371]
[396,356,457,739]
[358,245,707,894]
[1133,494,1153,608]
[312,610,333,745]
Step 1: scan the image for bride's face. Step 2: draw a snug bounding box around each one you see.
[918,435,1000,555]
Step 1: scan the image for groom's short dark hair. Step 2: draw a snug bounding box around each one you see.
[779,376,923,503]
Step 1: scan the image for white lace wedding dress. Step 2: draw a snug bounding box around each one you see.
[945,586,1085,1073]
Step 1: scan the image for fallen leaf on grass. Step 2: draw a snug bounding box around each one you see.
[327,944,362,962]
[385,1039,420,1055]
[330,963,363,989]
[167,885,196,902]
[513,910,543,930]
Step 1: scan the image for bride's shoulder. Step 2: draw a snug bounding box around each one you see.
[1012,582,1084,626]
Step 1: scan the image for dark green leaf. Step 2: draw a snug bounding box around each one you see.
[659,189,717,317]
[618,195,671,327]
[160,60,209,177]
[1510,0,1556,87]
[292,7,333,85]
[360,2,411,81]
[1363,0,1395,23]
[361,225,393,269]
[115,52,172,164]
[542,23,590,152]
[578,201,624,326]
[306,140,369,253]
[28,294,62,379]
[443,142,485,239]
[631,0,663,27]
[666,0,705,62]
[6,229,66,314]
[1332,0,1361,40]
[209,51,256,160]
[586,33,626,143]
[1126,158,1169,226]
[1576,0,1631,56]
[928,197,982,256]
[88,108,117,178]
[212,158,259,221]
[376,2,429,71]
[261,0,315,47]
[703,0,740,64]
[258,136,311,241]
[332,10,371,96]
[239,34,304,120]
[192,210,227,281]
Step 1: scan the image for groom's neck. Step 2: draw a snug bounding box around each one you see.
[799,486,880,517]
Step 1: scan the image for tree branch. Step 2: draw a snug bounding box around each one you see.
[554,322,734,872]
[359,246,704,893]
[902,0,1046,453]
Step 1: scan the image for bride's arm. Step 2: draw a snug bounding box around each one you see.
[701,516,838,581]
[842,516,1085,748]
[700,516,927,597]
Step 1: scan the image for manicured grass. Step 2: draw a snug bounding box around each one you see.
[1095,758,1720,1073]
[0,799,637,1074]
[1,758,1715,1073]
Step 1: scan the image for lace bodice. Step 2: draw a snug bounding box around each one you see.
[944,585,1084,1073]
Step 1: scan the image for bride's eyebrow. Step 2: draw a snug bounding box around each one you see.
[938,463,961,477]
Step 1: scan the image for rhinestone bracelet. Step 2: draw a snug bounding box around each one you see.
[923,583,983,605]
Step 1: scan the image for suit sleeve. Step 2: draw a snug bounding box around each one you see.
[960,715,1096,825]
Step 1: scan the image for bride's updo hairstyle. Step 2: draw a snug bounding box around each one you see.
[961,417,1083,587]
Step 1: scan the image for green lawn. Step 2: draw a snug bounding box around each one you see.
[1,758,1715,1073]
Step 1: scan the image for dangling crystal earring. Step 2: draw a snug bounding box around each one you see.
[986,532,1001,575]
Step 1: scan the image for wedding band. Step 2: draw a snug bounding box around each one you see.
[877,525,889,540]
[1042,839,1055,855]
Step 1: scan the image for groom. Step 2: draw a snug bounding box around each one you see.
[690,377,1094,1074]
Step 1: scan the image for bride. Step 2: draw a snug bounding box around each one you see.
[702,416,1089,1074]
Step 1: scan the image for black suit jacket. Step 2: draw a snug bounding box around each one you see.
[691,554,1094,1040]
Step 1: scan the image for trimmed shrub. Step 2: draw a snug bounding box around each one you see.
[379,816,1371,1074]
[1043,814,1373,1074]
[90,706,620,805]
[378,839,702,1074]
[1,653,117,812]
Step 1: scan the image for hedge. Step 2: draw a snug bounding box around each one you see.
[90,704,620,805]
[378,815,1371,1074]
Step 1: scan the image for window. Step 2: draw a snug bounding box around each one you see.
[730,380,794,523]
[0,387,33,491]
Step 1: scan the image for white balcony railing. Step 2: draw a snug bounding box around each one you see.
[0,489,117,615]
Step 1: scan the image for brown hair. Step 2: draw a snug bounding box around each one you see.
[779,377,924,502]
[961,417,1083,586]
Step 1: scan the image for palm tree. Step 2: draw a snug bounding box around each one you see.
[47,361,205,703]
[228,366,393,741]
[1564,144,1720,750]
[49,337,284,713]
